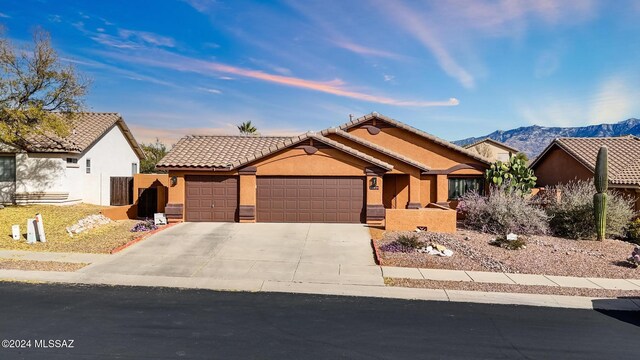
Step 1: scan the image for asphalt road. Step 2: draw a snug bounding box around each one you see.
[0,282,637,359]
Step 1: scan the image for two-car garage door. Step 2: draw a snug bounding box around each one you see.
[184,175,365,223]
[256,177,365,223]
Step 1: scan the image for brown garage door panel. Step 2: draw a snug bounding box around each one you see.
[185,175,238,222]
[256,177,365,223]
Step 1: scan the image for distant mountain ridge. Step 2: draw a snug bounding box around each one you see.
[453,118,640,158]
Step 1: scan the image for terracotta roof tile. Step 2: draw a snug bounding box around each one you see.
[532,136,640,186]
[14,112,143,158]
[156,135,291,169]
[337,112,492,165]
[321,128,431,171]
[464,138,520,153]
[228,131,393,170]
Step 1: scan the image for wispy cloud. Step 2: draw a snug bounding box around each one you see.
[182,0,217,13]
[371,0,597,89]
[332,40,407,61]
[373,0,476,89]
[98,48,458,107]
[0,12,10,18]
[118,29,175,48]
[197,87,222,94]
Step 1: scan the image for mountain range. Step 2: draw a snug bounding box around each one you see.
[453,118,640,158]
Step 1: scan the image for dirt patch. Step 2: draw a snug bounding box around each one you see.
[376,229,640,279]
[386,278,640,298]
[0,259,88,272]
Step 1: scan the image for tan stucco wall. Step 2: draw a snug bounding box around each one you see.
[467,142,513,162]
[533,146,593,187]
[347,126,486,170]
[133,173,170,213]
[385,208,457,233]
[253,148,371,176]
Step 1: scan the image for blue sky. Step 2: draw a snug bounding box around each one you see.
[2,0,640,145]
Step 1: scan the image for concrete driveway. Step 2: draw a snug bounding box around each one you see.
[82,222,382,285]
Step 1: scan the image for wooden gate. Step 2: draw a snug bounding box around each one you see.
[110,177,133,206]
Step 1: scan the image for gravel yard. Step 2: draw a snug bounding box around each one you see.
[0,259,88,272]
[0,204,151,253]
[374,228,640,279]
[386,278,640,298]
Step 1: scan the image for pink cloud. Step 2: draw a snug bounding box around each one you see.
[101,50,459,107]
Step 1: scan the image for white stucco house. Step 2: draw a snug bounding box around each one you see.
[0,113,144,206]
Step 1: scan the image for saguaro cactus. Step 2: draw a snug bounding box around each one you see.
[594,146,608,240]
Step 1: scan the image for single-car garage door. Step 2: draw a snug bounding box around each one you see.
[257,177,365,223]
[185,175,238,222]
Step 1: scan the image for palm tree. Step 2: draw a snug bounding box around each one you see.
[237,121,258,135]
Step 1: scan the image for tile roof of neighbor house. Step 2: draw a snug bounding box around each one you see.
[14,112,144,158]
[320,127,431,171]
[157,132,394,171]
[338,112,492,165]
[530,135,640,186]
[464,138,520,154]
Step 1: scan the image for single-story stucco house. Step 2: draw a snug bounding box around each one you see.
[530,135,640,210]
[0,113,144,205]
[464,138,520,162]
[156,112,491,231]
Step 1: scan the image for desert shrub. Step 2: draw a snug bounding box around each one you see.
[489,236,527,250]
[396,234,423,249]
[131,219,157,232]
[626,218,640,244]
[458,188,549,235]
[546,180,635,239]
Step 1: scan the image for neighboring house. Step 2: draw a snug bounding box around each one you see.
[530,136,640,210]
[156,112,491,229]
[464,138,519,162]
[0,113,144,205]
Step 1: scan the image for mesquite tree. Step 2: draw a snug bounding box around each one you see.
[594,146,608,240]
[0,29,89,148]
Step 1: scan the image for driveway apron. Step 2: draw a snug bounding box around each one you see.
[80,222,382,285]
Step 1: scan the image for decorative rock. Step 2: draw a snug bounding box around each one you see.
[66,214,112,237]
[506,233,518,241]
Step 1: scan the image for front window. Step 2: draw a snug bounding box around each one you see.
[131,163,138,175]
[86,159,91,174]
[0,155,16,182]
[448,177,484,200]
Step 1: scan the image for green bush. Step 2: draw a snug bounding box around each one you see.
[626,218,640,244]
[458,188,549,235]
[396,234,423,249]
[485,155,537,195]
[546,180,635,239]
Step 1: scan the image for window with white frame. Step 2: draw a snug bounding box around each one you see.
[86,158,91,174]
[0,155,16,182]
[66,157,79,168]
[131,163,138,175]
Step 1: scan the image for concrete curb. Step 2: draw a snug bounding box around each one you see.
[110,222,180,254]
[0,269,638,311]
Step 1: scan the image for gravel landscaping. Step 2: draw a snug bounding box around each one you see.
[0,204,152,253]
[374,228,640,279]
[386,278,640,298]
[0,259,88,272]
